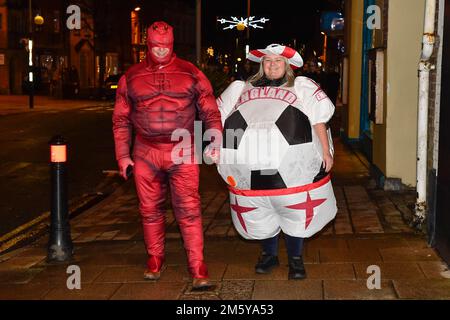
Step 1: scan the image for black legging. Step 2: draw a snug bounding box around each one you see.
[262,233,304,258]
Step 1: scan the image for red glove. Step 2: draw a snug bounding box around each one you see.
[118,157,135,180]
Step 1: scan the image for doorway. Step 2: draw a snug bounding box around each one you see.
[435,0,450,265]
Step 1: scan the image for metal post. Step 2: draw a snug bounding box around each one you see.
[47,135,73,262]
[196,0,201,66]
[28,0,34,109]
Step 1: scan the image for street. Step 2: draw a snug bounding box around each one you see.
[0,96,229,240]
[0,133,449,300]
[0,101,118,237]
[0,0,449,304]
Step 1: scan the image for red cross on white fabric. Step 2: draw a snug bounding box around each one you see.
[285,192,326,230]
[230,197,257,233]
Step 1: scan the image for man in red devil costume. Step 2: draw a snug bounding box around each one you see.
[112,21,222,289]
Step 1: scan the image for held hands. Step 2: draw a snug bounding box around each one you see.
[322,151,334,173]
[203,144,220,164]
[118,157,135,180]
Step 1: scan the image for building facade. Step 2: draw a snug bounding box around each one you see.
[0,0,196,97]
[343,0,449,264]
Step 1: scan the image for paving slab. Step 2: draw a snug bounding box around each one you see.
[353,262,425,280]
[346,237,410,250]
[319,247,383,263]
[43,283,121,300]
[94,265,158,283]
[305,237,349,250]
[110,282,185,300]
[379,247,442,262]
[0,268,44,284]
[418,262,450,279]
[29,264,106,285]
[393,279,450,300]
[0,283,54,300]
[74,241,135,256]
[0,255,46,271]
[306,263,356,280]
[77,253,147,266]
[324,280,397,300]
[220,280,254,300]
[224,263,289,281]
[252,280,323,300]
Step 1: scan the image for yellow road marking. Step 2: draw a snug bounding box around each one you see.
[0,193,100,254]
[0,212,50,243]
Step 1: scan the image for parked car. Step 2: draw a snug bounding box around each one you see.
[102,74,122,100]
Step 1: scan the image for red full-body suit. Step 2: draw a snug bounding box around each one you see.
[112,22,222,278]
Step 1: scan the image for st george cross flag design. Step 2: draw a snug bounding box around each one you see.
[228,175,336,239]
[217,76,337,239]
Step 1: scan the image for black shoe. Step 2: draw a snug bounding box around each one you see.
[255,253,280,274]
[288,256,306,280]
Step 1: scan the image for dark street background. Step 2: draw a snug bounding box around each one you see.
[0,102,227,238]
[0,105,117,236]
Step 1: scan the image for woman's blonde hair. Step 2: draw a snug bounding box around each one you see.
[248,56,295,87]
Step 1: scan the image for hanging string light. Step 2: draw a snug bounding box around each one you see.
[217,16,269,31]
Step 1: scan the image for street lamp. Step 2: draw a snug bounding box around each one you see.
[34,13,44,25]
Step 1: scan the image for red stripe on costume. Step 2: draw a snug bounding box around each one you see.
[313,87,323,96]
[250,50,265,58]
[228,175,331,197]
[281,46,296,59]
[307,78,321,88]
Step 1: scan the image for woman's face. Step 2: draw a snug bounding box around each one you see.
[263,54,286,80]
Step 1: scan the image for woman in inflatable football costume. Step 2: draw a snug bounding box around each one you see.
[216,44,337,280]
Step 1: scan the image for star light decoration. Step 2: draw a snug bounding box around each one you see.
[217,16,270,31]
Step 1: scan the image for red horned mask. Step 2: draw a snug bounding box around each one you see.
[147,21,174,65]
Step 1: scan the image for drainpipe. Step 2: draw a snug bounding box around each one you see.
[415,0,436,228]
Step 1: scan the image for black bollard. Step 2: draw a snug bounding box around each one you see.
[47,135,73,262]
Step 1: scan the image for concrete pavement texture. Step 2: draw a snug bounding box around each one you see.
[0,138,449,300]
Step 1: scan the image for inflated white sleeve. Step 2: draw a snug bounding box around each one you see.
[216,80,246,126]
[294,77,335,125]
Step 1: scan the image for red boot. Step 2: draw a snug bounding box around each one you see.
[144,255,164,280]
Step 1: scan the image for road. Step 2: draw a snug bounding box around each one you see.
[0,102,227,238]
[0,104,120,236]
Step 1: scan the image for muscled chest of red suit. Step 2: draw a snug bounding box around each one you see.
[125,62,199,138]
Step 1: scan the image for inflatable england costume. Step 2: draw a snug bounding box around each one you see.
[216,44,337,240]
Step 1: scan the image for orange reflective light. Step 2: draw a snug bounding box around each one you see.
[51,145,67,163]
[227,176,237,187]
[110,85,118,89]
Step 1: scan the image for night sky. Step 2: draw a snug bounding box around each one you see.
[202,0,343,56]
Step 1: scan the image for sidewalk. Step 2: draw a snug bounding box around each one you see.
[0,138,449,300]
[0,95,113,116]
